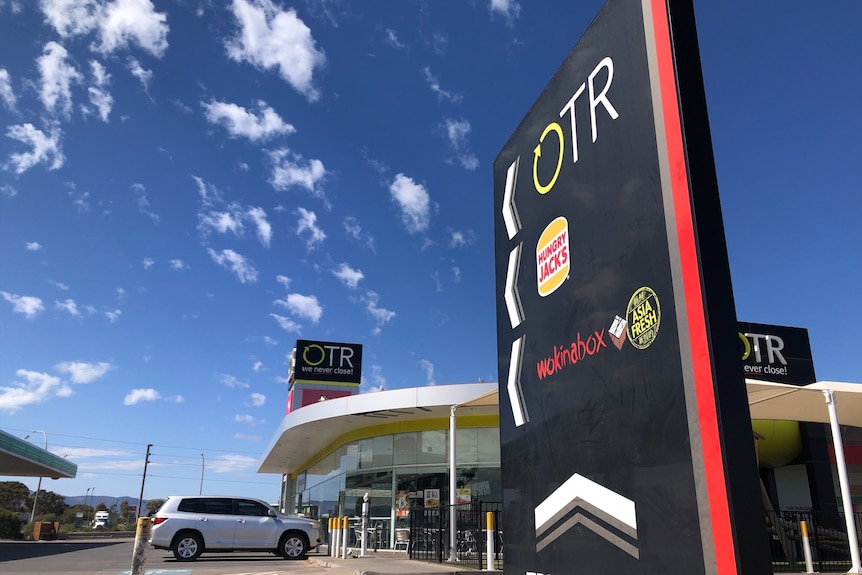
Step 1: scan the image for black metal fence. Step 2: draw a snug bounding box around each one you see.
[409,501,503,570]
[767,510,862,572]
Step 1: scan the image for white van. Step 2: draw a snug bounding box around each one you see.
[93,510,110,530]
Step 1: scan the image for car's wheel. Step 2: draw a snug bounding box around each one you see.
[172,532,203,561]
[278,531,309,560]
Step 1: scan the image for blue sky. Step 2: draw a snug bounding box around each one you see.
[1,0,859,506]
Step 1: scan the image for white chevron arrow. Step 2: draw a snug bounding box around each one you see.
[502,157,521,240]
[507,335,528,427]
[505,243,524,329]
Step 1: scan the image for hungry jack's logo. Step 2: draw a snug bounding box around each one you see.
[536,217,570,297]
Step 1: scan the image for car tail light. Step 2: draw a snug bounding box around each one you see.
[151,517,169,526]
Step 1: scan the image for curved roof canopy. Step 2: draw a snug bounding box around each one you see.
[258,382,498,475]
[0,429,77,479]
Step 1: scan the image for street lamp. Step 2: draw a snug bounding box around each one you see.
[28,430,47,525]
[199,454,205,495]
[85,487,92,523]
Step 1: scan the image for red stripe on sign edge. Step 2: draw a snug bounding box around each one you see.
[649,0,737,573]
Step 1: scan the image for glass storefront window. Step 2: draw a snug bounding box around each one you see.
[418,430,447,464]
[372,435,393,467]
[478,427,501,463]
[394,432,418,465]
[456,427,478,464]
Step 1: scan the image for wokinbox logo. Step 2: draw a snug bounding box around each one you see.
[536,329,607,379]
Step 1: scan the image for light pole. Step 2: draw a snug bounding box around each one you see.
[84,487,92,523]
[90,487,96,523]
[28,430,47,525]
[199,454,205,495]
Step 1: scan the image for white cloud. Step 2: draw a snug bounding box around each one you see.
[142,257,154,268]
[199,205,244,236]
[4,123,65,174]
[25,242,42,251]
[55,299,81,316]
[333,263,363,289]
[295,207,326,248]
[208,453,257,472]
[226,0,326,101]
[263,335,278,346]
[202,99,295,141]
[247,206,272,247]
[0,68,17,110]
[233,433,261,442]
[362,291,395,331]
[370,365,386,391]
[489,0,521,26]
[442,118,479,170]
[0,369,72,413]
[86,60,113,121]
[450,231,466,247]
[268,148,327,199]
[422,66,462,104]
[420,358,436,386]
[126,56,153,93]
[274,292,322,324]
[389,173,431,234]
[385,29,404,49]
[248,392,265,406]
[1,184,17,197]
[37,41,81,118]
[207,248,259,283]
[343,216,375,251]
[55,360,112,383]
[50,280,70,290]
[105,308,122,322]
[169,259,186,270]
[220,373,249,389]
[234,413,258,425]
[269,312,301,332]
[40,0,101,37]
[276,275,291,289]
[1,291,44,318]
[251,360,263,372]
[124,388,161,405]
[94,0,169,56]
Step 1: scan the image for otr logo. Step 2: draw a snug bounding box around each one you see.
[302,343,356,368]
[739,332,787,365]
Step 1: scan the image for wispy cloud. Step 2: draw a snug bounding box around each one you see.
[422,67,462,104]
[420,358,436,385]
[124,388,161,405]
[220,373,249,389]
[25,242,42,251]
[1,291,44,318]
[248,392,266,407]
[37,41,81,118]
[442,118,479,170]
[269,148,327,201]
[274,292,323,324]
[269,313,301,332]
[203,99,295,141]
[55,299,81,316]
[0,369,72,413]
[0,68,17,111]
[207,453,257,473]
[5,123,65,174]
[389,174,431,234]
[207,248,259,283]
[362,291,395,334]
[333,263,363,288]
[295,207,326,249]
[55,361,112,383]
[225,0,326,101]
[489,0,521,26]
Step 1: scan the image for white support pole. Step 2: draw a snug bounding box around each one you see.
[822,389,861,574]
[341,516,348,559]
[449,405,458,563]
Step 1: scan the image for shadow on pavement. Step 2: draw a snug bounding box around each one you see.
[0,540,127,562]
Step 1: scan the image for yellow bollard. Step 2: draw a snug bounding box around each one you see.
[130,517,151,575]
[341,516,349,559]
[800,520,814,574]
[485,512,495,571]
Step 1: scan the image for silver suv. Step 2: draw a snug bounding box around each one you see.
[148,495,324,561]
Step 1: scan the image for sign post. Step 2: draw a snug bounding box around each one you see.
[493,0,772,573]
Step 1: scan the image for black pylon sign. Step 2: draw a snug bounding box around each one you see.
[492,1,771,573]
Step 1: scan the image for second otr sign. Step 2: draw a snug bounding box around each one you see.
[493,0,769,574]
[293,339,363,385]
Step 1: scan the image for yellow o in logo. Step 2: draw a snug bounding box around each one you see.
[532,122,564,195]
[302,344,326,366]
